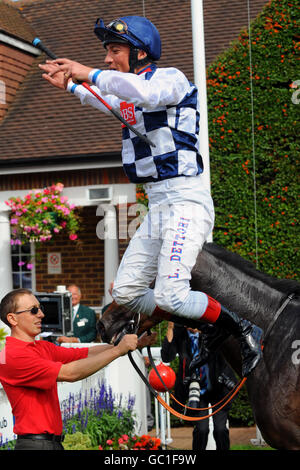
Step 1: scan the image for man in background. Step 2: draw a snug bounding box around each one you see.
[58,284,97,344]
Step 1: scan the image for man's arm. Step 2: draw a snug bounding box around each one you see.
[161,322,178,363]
[86,331,157,357]
[57,334,137,383]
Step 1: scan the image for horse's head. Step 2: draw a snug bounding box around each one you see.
[97,301,136,344]
[97,301,163,344]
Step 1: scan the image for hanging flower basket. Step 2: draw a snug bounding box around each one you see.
[5,183,81,245]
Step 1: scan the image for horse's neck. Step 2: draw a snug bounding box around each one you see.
[194,251,283,327]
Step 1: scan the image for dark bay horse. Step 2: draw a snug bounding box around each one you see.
[98,243,300,450]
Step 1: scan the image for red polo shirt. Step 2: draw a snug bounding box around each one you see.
[0,337,88,436]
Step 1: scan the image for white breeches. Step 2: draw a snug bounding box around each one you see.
[112,175,214,316]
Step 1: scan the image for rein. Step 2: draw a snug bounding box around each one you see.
[126,324,247,422]
[122,292,296,421]
[263,293,295,345]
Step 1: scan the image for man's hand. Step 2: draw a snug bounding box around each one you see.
[137,331,157,350]
[50,58,92,82]
[115,334,138,356]
[39,58,93,89]
[39,61,68,89]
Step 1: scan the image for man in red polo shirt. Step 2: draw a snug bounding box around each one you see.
[0,288,139,450]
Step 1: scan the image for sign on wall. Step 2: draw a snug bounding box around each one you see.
[47,252,62,275]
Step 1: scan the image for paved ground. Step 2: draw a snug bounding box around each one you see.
[149,426,258,450]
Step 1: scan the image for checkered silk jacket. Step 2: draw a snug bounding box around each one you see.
[69,64,203,183]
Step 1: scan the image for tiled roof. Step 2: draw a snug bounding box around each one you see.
[0,0,36,43]
[0,0,268,163]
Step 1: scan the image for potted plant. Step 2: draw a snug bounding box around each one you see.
[5,183,81,246]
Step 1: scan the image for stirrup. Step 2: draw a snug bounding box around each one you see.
[240,323,264,377]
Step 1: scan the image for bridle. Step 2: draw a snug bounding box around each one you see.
[121,314,246,422]
[112,312,141,346]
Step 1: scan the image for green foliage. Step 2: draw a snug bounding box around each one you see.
[63,432,92,450]
[0,328,6,343]
[229,386,255,427]
[64,408,136,448]
[0,328,7,354]
[207,0,299,278]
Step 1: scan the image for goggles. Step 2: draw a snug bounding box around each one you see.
[14,305,44,315]
[106,19,128,34]
[95,18,141,45]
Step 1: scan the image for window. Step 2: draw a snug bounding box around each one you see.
[11,243,34,290]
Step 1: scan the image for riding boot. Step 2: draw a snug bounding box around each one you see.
[190,305,263,377]
[214,306,263,377]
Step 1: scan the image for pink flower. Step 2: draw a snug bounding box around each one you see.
[54,183,64,192]
[98,445,103,450]
[27,263,34,270]
[121,434,129,442]
[10,218,18,224]
[69,233,78,241]
[118,438,124,445]
[106,439,113,445]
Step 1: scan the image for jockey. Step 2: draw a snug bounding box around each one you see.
[39,16,263,377]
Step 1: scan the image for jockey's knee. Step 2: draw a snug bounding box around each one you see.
[112,283,151,308]
[154,289,181,314]
[111,284,136,306]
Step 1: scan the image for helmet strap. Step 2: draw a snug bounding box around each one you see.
[129,47,151,73]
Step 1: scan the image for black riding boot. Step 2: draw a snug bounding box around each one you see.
[216,306,263,376]
[190,307,263,377]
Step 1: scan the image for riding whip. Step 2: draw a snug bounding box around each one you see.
[33,38,156,147]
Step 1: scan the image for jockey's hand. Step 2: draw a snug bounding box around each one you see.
[49,58,93,83]
[137,331,157,350]
[39,61,68,89]
[116,334,138,356]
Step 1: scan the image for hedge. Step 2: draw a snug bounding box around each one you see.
[207,0,299,279]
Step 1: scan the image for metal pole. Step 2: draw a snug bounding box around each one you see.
[191,0,212,242]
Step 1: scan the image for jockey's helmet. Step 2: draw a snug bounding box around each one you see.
[94,16,161,71]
